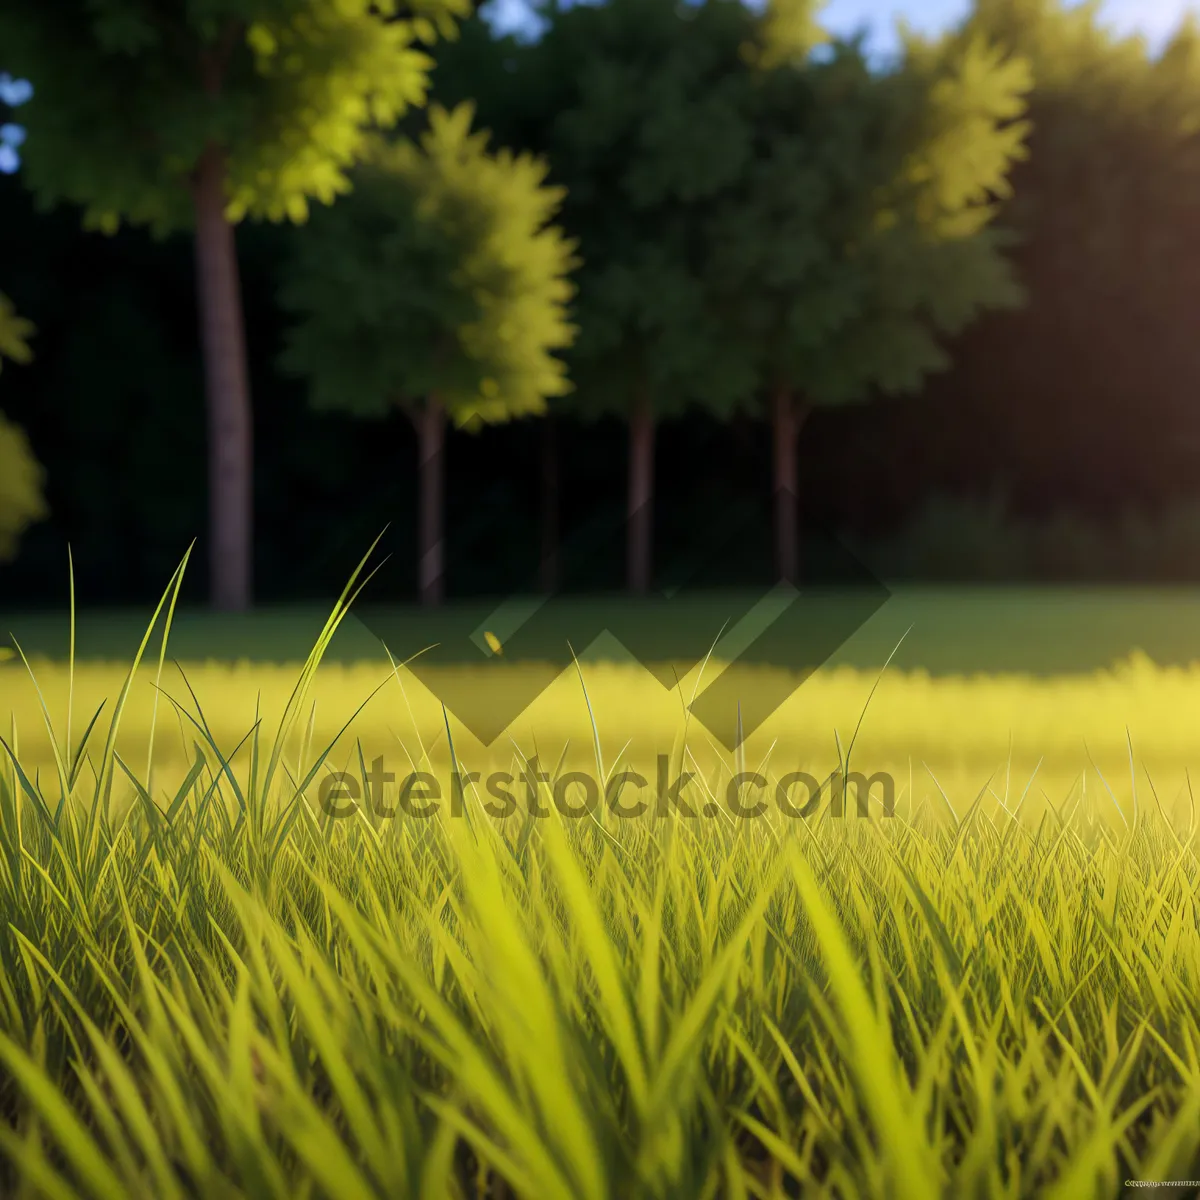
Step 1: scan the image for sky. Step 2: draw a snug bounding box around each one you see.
[483,0,1198,54]
[1,0,1197,173]
[813,0,1193,52]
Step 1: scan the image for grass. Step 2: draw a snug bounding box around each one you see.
[9,585,1200,672]
[0,560,1199,1195]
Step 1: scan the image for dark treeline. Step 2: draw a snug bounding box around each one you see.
[0,172,779,605]
[3,0,1200,606]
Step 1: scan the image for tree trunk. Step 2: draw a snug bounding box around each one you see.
[772,387,809,585]
[539,414,559,594]
[192,142,253,611]
[417,398,446,607]
[627,390,655,594]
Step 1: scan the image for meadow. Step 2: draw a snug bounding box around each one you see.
[1,573,1199,1196]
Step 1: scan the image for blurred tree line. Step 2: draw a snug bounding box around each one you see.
[1,0,1199,608]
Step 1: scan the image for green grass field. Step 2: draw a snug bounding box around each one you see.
[10,585,1200,671]
[1,584,1199,1196]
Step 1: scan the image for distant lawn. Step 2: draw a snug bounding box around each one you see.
[6,585,1200,832]
[5,586,1200,674]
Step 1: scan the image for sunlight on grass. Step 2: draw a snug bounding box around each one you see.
[0,556,1197,1195]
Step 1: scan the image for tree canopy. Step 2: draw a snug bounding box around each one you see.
[0,0,470,235]
[710,31,1030,411]
[915,0,1200,514]
[436,0,791,426]
[434,0,1028,421]
[278,101,578,428]
[0,0,473,608]
[4,0,1196,601]
[278,99,578,603]
[0,293,46,562]
[427,0,1030,585]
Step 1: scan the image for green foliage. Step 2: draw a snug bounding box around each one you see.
[0,293,46,562]
[949,0,1200,308]
[741,0,828,69]
[711,31,1031,410]
[0,413,46,563]
[910,0,1200,514]
[961,0,1154,95]
[439,0,1025,422]
[504,0,780,421]
[278,103,578,429]
[863,493,1200,582]
[0,0,471,235]
[0,293,34,369]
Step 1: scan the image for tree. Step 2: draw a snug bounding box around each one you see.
[0,0,467,609]
[277,102,578,606]
[443,0,1026,590]
[498,0,772,594]
[710,25,1031,580]
[907,0,1200,520]
[0,293,47,561]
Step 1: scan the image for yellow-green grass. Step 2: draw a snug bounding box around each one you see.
[0,572,1199,1195]
[9,584,1200,808]
[3,652,1200,820]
